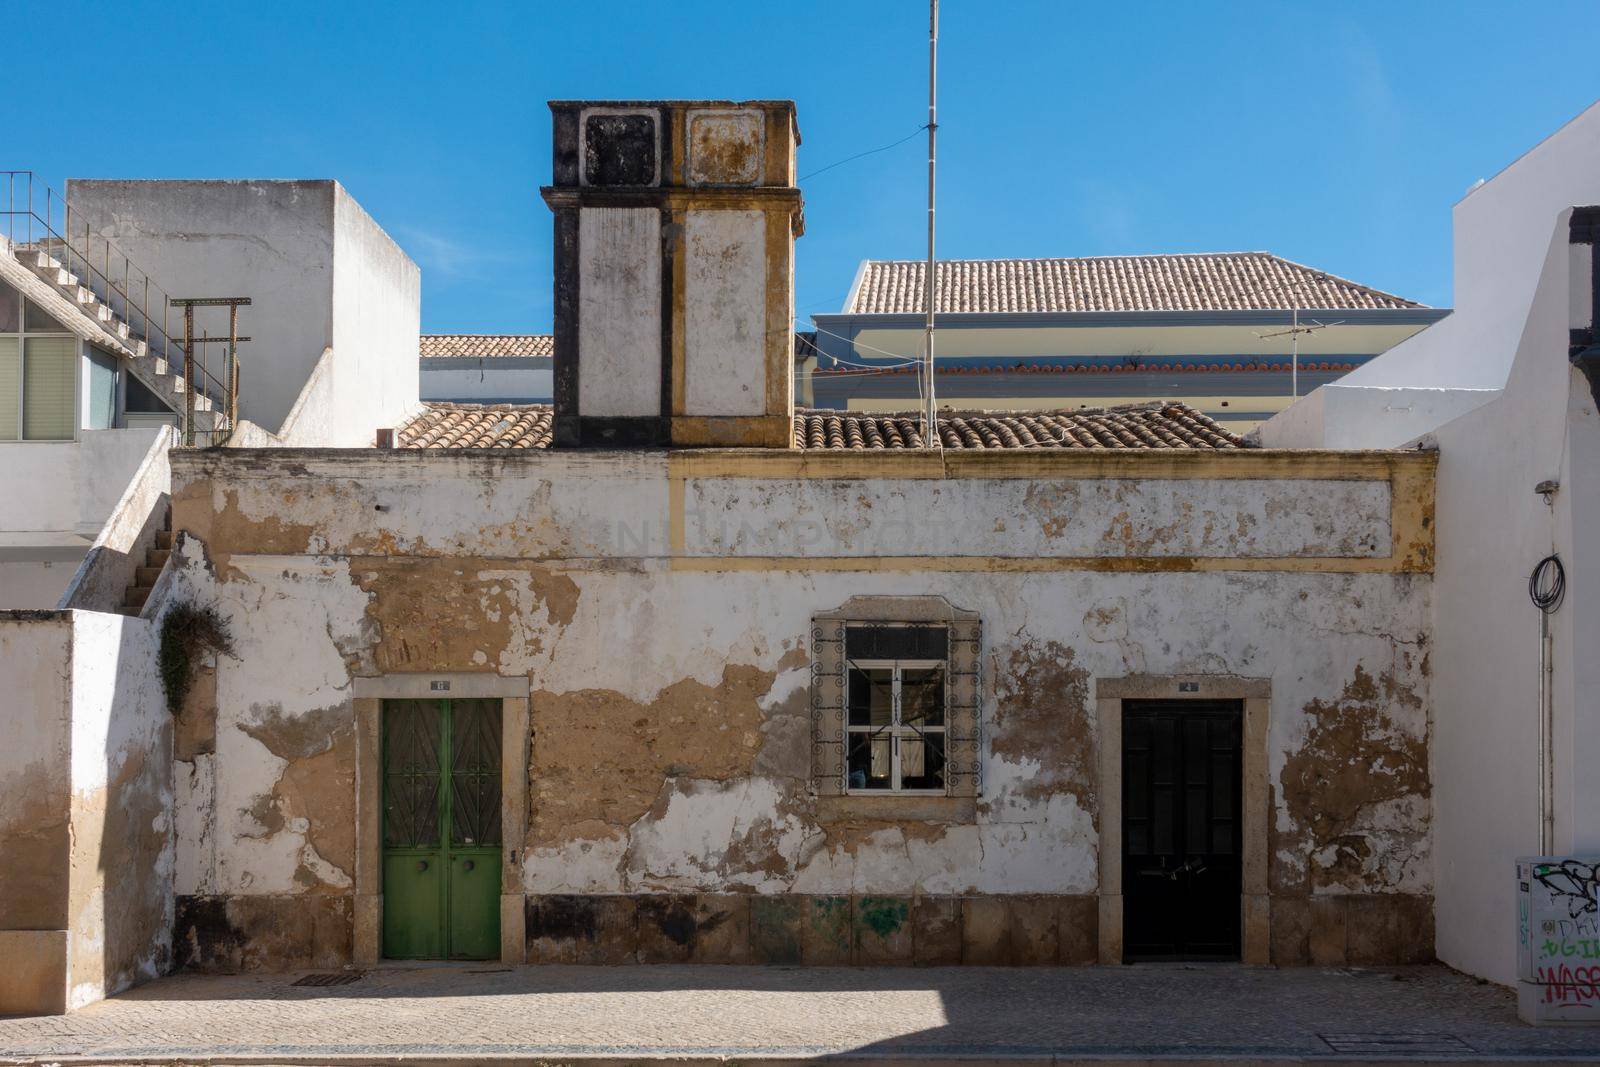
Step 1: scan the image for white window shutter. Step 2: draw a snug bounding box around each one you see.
[23,337,75,440]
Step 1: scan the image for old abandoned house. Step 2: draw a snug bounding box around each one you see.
[0,100,1437,1014]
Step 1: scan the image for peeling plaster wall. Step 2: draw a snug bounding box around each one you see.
[684,210,768,417]
[685,477,1391,559]
[578,208,662,418]
[0,613,73,933]
[166,450,1434,968]
[65,611,173,1007]
[0,609,171,1011]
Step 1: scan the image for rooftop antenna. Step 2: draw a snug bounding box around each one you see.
[1255,277,1343,399]
[921,0,940,450]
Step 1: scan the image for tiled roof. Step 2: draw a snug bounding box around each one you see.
[845,254,1425,314]
[392,401,1246,450]
[795,403,1249,450]
[419,334,554,358]
[395,403,554,449]
[814,356,1364,377]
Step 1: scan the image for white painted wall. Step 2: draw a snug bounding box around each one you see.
[420,359,552,403]
[1266,101,1600,985]
[0,442,82,533]
[685,210,766,416]
[578,208,661,417]
[66,181,336,436]
[65,180,420,445]
[65,609,171,1008]
[321,185,421,446]
[1424,252,1600,985]
[0,562,79,609]
[846,320,1435,361]
[1254,385,1498,450]
[1338,102,1600,393]
[1,430,161,542]
[0,428,165,609]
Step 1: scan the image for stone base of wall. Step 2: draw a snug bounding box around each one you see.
[0,930,67,1015]
[168,892,1433,972]
[175,895,352,973]
[1270,893,1434,965]
[527,894,1100,966]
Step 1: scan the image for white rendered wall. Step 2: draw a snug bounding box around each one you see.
[1339,102,1600,393]
[0,561,79,609]
[65,610,171,1007]
[1383,108,1600,985]
[420,360,552,403]
[66,180,420,445]
[321,185,421,446]
[578,208,661,417]
[1252,103,1600,985]
[1254,385,1497,450]
[0,429,164,536]
[66,181,337,436]
[685,210,767,416]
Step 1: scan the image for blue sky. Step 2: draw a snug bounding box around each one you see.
[13,1,1598,330]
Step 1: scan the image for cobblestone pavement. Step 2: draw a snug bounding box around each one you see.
[2,964,1599,1065]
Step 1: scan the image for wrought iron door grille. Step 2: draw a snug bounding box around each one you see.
[382,700,441,848]
[450,699,503,846]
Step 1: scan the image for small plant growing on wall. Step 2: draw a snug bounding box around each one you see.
[159,603,236,715]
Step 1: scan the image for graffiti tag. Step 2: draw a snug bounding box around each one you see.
[1538,964,1600,1005]
[1534,860,1600,918]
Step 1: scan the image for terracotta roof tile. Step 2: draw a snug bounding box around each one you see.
[395,403,554,449]
[419,334,554,358]
[846,254,1424,314]
[394,402,1248,451]
[794,403,1249,451]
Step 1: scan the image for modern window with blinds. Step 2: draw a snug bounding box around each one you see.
[21,337,76,440]
[0,338,18,440]
[0,285,79,441]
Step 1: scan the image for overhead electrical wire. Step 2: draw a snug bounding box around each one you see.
[799,126,930,183]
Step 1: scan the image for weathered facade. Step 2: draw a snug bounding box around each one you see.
[162,441,1436,969]
[0,98,1451,1017]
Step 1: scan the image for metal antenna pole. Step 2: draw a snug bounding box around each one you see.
[1291,303,1299,399]
[922,0,939,448]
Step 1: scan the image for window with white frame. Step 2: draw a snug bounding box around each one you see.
[845,624,947,793]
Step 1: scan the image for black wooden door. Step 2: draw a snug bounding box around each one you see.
[1122,700,1243,960]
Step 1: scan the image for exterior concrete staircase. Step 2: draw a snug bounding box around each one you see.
[15,243,226,436]
[120,511,172,618]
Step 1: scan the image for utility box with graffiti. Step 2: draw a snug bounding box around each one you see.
[1518,857,1600,1024]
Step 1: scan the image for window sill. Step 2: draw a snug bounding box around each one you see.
[816,794,976,824]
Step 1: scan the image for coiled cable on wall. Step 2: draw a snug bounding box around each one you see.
[1530,554,1566,614]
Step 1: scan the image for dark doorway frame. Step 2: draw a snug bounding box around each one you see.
[1094,675,1271,965]
[1120,699,1243,961]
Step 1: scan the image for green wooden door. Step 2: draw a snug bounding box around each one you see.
[382,698,502,960]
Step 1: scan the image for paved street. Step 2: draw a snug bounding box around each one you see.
[2,963,1598,1065]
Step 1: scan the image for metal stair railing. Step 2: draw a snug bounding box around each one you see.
[1,170,239,445]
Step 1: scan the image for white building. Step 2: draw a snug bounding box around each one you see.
[1260,100,1600,998]
[419,334,552,403]
[807,254,1448,433]
[0,177,421,612]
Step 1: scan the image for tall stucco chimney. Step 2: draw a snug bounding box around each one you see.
[542,100,802,447]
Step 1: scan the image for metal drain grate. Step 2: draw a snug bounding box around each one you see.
[1320,1033,1476,1056]
[291,971,365,987]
